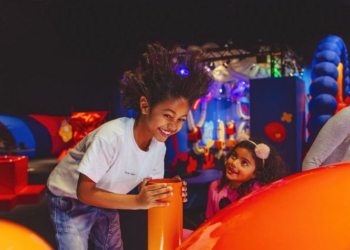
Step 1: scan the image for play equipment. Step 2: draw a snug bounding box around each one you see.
[250,77,305,174]
[148,178,183,250]
[0,114,67,158]
[57,111,108,160]
[307,35,350,148]
[177,161,350,249]
[0,155,46,211]
[187,94,211,156]
[0,112,108,159]
[0,112,107,210]
[0,219,53,249]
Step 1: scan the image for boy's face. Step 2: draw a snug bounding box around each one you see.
[145,97,190,142]
[225,147,256,189]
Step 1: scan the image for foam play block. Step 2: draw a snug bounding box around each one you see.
[16,185,46,205]
[0,155,46,211]
[0,194,17,211]
[0,156,28,194]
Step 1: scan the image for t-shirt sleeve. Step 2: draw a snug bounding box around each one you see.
[205,181,216,220]
[78,136,115,183]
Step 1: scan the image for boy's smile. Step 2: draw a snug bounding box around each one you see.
[158,127,172,137]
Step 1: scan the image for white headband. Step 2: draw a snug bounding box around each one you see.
[236,132,270,165]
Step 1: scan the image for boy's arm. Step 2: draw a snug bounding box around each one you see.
[77,174,173,210]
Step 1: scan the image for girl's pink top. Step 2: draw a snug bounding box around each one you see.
[205,179,262,220]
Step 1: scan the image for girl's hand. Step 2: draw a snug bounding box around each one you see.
[173,175,188,202]
[136,178,173,209]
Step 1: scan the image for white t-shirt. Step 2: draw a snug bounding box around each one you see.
[47,117,166,198]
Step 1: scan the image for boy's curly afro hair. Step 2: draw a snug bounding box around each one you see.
[119,43,213,114]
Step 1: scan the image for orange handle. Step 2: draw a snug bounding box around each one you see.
[148,178,183,250]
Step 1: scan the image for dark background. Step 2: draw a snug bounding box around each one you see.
[1,0,350,116]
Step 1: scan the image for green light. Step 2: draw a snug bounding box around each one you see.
[273,67,281,77]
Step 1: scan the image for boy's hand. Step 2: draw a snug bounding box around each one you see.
[136,178,173,209]
[173,175,188,203]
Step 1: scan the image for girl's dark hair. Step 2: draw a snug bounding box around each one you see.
[218,138,288,197]
[119,43,213,114]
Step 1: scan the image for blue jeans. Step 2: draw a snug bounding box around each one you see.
[47,190,123,250]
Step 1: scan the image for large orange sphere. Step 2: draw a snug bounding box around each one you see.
[177,162,350,250]
[0,219,53,249]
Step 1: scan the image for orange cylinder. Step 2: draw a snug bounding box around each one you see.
[148,178,183,250]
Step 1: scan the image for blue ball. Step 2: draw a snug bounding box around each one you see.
[312,62,339,80]
[317,42,341,56]
[310,76,338,97]
[314,50,340,65]
[309,94,337,116]
[307,114,332,135]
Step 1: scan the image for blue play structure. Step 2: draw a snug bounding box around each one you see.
[307,35,350,148]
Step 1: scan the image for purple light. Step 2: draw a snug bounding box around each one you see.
[177,64,190,76]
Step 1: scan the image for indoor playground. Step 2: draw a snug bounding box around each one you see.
[1,33,350,249]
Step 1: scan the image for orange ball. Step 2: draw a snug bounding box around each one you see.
[0,219,53,249]
[178,162,350,249]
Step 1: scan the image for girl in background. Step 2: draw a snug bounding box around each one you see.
[205,132,288,220]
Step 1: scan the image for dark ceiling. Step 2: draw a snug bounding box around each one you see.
[1,0,350,115]
[46,0,350,64]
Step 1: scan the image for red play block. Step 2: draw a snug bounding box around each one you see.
[16,185,46,205]
[0,155,46,211]
[0,194,17,211]
[0,156,28,194]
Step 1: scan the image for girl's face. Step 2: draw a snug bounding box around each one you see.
[145,97,190,142]
[226,147,256,189]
